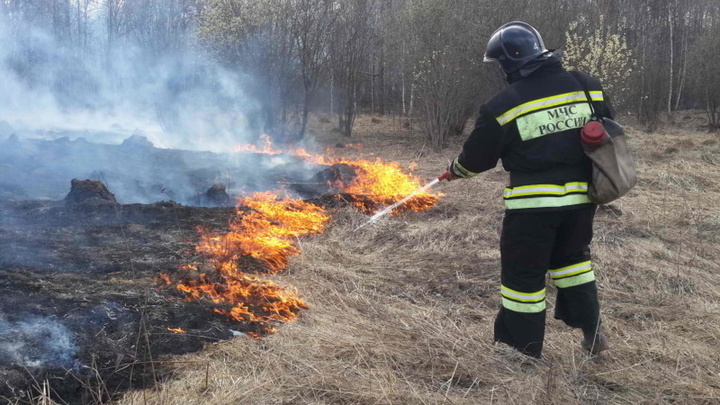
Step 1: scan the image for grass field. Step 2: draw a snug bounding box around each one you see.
[115,114,720,405]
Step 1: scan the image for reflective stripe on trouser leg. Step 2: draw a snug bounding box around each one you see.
[550,235,600,332]
[501,286,546,313]
[496,212,556,358]
[550,260,595,288]
[551,261,599,329]
[497,286,547,357]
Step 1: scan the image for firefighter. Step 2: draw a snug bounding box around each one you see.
[442,21,611,358]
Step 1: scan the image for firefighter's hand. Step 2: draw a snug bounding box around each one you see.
[439,171,460,182]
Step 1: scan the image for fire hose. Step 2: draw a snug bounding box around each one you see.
[354,171,453,231]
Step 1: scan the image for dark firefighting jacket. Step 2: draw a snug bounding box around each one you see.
[450,52,614,211]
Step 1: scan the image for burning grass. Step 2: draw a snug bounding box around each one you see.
[339,159,440,214]
[195,192,330,273]
[161,192,329,336]
[235,134,440,214]
[6,115,718,404]
[161,140,441,338]
[115,115,720,405]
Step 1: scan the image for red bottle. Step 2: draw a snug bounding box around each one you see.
[581,120,609,150]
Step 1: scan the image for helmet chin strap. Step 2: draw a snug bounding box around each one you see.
[497,64,508,79]
[506,50,560,83]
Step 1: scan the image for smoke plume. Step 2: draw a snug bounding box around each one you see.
[0,316,79,369]
[0,11,259,152]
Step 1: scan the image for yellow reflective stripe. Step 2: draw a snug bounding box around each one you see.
[496,91,604,125]
[549,261,592,279]
[504,194,592,210]
[553,271,595,288]
[502,297,546,313]
[452,157,478,178]
[504,182,589,199]
[504,189,587,198]
[501,285,546,302]
[505,182,588,192]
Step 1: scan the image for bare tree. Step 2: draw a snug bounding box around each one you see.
[406,0,487,150]
[689,13,720,130]
[199,0,300,139]
[330,0,375,138]
[5,0,720,141]
[290,0,337,141]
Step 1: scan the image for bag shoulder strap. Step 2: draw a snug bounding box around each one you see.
[569,71,603,122]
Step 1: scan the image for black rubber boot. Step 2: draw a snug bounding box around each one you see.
[581,325,610,354]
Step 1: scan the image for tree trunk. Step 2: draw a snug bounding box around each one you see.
[674,22,688,111]
[330,69,334,113]
[299,91,310,142]
[708,86,719,129]
[401,40,407,116]
[401,69,407,116]
[379,45,386,115]
[667,4,674,115]
[370,60,375,113]
[409,80,415,117]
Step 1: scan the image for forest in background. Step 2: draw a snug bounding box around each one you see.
[1,0,720,150]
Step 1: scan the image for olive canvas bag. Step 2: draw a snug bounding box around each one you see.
[570,72,638,205]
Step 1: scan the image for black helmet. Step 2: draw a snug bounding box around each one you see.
[484,21,549,74]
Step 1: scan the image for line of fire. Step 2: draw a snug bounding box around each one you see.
[0,133,439,403]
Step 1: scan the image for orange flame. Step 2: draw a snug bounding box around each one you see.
[164,192,329,337]
[233,136,439,214]
[167,327,186,334]
[335,159,439,214]
[176,270,308,325]
[164,136,439,337]
[196,192,329,273]
[235,134,316,160]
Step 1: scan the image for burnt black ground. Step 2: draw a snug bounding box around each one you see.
[0,135,369,403]
[0,199,251,404]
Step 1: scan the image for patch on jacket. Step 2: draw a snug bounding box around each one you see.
[516,103,592,141]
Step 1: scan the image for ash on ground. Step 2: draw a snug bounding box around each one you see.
[0,168,356,404]
[0,188,240,404]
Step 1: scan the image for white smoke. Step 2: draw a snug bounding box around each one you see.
[0,8,331,205]
[0,316,79,369]
[0,12,260,153]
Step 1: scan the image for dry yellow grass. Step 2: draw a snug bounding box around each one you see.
[116,114,720,405]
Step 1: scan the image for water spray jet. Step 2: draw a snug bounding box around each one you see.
[355,172,450,231]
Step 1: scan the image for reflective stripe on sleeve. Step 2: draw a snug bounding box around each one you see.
[451,157,479,178]
[502,298,546,313]
[553,271,596,288]
[496,91,604,126]
[549,261,592,279]
[501,285,546,303]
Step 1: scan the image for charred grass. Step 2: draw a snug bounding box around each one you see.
[105,116,719,404]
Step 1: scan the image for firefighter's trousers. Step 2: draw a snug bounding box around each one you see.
[494,205,600,358]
